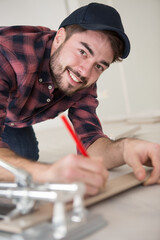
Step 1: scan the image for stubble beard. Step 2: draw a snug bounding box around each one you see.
[49,44,87,96]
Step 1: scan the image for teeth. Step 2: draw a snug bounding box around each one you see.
[69,70,80,83]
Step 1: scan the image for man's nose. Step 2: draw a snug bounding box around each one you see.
[78,60,93,78]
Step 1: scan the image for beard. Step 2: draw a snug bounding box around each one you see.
[49,43,87,96]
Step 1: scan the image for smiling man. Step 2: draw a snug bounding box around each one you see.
[50,28,114,95]
[0,3,159,195]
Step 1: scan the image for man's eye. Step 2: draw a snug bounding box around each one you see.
[96,64,104,71]
[80,49,87,56]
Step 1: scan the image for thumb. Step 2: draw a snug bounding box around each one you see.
[129,156,146,181]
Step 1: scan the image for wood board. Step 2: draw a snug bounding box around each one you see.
[0,169,152,233]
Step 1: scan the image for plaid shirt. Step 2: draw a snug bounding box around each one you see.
[0,26,107,149]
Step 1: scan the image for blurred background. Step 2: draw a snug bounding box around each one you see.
[0,0,160,130]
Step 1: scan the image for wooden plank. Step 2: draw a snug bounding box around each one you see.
[0,202,53,233]
[84,169,151,207]
[0,169,151,233]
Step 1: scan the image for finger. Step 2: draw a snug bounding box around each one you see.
[77,168,106,189]
[144,169,158,185]
[144,158,160,185]
[79,156,108,180]
[62,160,106,189]
[128,156,146,181]
[92,157,109,182]
[85,185,100,196]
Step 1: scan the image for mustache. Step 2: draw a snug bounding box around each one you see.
[66,67,88,85]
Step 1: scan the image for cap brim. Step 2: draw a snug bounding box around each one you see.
[79,23,130,59]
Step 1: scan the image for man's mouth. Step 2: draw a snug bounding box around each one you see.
[68,69,83,84]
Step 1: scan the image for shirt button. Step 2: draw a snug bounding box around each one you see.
[10,123,15,126]
[39,78,43,83]
[48,85,52,90]
[46,98,51,103]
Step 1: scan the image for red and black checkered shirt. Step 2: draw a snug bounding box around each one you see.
[0,26,107,149]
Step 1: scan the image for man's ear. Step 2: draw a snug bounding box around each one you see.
[53,27,66,49]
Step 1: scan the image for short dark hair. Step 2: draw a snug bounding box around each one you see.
[64,24,124,62]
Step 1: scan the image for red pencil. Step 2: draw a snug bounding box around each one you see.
[60,115,89,157]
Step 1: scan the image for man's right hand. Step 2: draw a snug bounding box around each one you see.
[43,154,108,195]
[0,148,108,196]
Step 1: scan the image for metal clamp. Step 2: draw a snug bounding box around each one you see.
[0,159,87,239]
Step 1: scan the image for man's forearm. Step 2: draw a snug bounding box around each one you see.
[0,147,109,195]
[87,137,126,169]
[0,148,49,182]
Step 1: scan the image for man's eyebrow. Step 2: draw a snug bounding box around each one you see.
[100,60,110,68]
[80,42,94,56]
[80,41,110,68]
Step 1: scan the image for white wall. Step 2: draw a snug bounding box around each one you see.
[0,0,159,129]
[0,0,67,29]
[112,0,160,119]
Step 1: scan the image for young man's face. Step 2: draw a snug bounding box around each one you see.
[50,28,114,96]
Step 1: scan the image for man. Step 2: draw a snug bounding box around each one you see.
[0,3,159,195]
